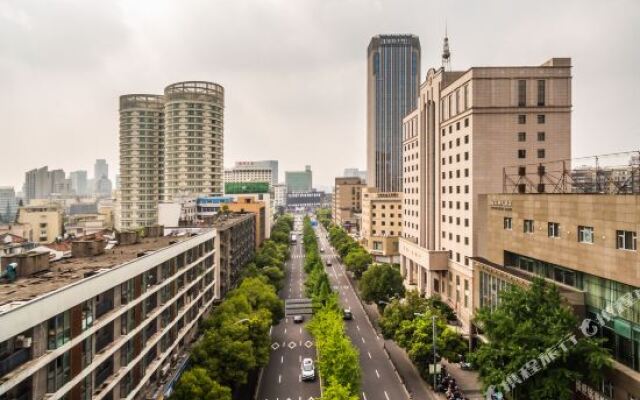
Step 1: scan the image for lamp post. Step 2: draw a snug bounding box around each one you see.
[414,312,438,389]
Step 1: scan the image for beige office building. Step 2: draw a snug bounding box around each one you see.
[360,187,402,262]
[399,58,572,332]
[118,95,165,230]
[163,81,224,201]
[332,177,365,232]
[16,204,64,243]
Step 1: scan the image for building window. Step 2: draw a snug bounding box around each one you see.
[82,300,94,331]
[464,118,469,127]
[537,132,546,141]
[537,80,546,106]
[548,222,560,238]
[616,230,637,250]
[518,80,527,107]
[518,115,526,124]
[578,226,594,243]
[504,217,512,230]
[518,149,526,159]
[524,219,534,233]
[537,114,546,124]
[47,352,70,393]
[48,311,71,350]
[537,149,546,159]
[518,132,526,142]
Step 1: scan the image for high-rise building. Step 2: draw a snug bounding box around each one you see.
[119,94,165,229]
[285,165,312,192]
[361,187,403,262]
[163,81,225,201]
[69,170,88,196]
[24,166,50,202]
[232,160,279,185]
[343,168,367,183]
[399,57,572,333]
[0,187,18,223]
[223,168,273,187]
[367,34,421,192]
[94,159,109,180]
[48,169,66,194]
[332,177,365,232]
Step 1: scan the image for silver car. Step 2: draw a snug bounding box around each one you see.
[301,358,315,381]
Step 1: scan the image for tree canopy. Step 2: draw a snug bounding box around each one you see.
[359,263,405,306]
[171,367,232,400]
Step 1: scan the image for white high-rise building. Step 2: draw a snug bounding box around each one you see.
[223,168,273,187]
[231,160,279,185]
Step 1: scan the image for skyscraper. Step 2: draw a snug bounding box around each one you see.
[285,165,312,192]
[119,94,165,229]
[366,34,421,192]
[69,170,88,196]
[94,159,109,180]
[24,166,50,202]
[163,81,225,200]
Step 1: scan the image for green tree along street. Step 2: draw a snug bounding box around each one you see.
[302,216,361,399]
[470,278,611,400]
[359,263,405,307]
[343,248,372,279]
[171,214,294,399]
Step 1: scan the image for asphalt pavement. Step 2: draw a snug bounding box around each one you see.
[256,218,321,400]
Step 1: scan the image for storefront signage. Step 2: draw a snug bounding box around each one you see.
[490,199,512,210]
[575,381,611,400]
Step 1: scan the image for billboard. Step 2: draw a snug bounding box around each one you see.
[225,182,270,194]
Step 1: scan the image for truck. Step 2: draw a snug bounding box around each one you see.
[290,233,297,244]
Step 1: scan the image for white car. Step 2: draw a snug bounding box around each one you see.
[301,358,315,381]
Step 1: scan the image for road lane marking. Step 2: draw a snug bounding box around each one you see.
[299,327,302,334]
[269,326,272,335]
[375,369,380,378]
[362,392,367,400]
[361,337,365,344]
[384,391,390,400]
[367,351,372,359]
[278,374,282,384]
[281,355,284,363]
[284,328,287,334]
[356,325,360,331]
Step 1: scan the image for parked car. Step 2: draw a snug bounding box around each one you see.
[326,260,332,267]
[293,315,304,323]
[343,308,353,320]
[320,247,325,253]
[301,358,315,381]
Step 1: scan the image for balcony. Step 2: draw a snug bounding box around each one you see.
[95,299,114,319]
[0,348,31,377]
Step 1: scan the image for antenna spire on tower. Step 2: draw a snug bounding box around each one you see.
[442,22,451,71]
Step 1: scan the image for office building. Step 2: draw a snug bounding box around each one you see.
[0,230,219,400]
[212,213,256,296]
[472,183,640,399]
[231,160,279,185]
[119,94,165,229]
[0,187,19,223]
[16,204,64,243]
[285,165,312,192]
[343,168,367,183]
[223,168,273,187]
[360,187,402,262]
[286,191,324,210]
[332,177,365,232]
[272,184,287,210]
[24,167,51,203]
[69,171,88,196]
[49,170,66,195]
[163,81,225,201]
[367,34,421,192]
[399,57,572,334]
[94,159,109,181]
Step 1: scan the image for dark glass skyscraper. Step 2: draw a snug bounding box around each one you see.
[367,34,421,192]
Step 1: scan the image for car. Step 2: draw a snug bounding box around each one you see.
[301,358,315,381]
[326,260,332,267]
[320,247,325,253]
[343,308,353,320]
[293,315,304,323]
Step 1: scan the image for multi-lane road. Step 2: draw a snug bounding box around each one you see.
[256,217,321,400]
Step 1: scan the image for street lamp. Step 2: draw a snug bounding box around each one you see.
[414,312,438,389]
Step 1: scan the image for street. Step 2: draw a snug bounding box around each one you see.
[256,217,321,400]
[315,224,413,400]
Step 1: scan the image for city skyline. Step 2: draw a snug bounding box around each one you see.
[1,1,639,190]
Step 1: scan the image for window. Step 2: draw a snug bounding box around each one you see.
[518,80,527,107]
[518,115,526,124]
[524,219,534,233]
[464,118,469,127]
[616,230,637,250]
[578,226,594,243]
[518,132,526,142]
[548,222,560,238]
[464,135,469,144]
[47,352,70,393]
[537,114,546,124]
[48,311,71,349]
[81,300,94,331]
[518,149,526,159]
[537,149,546,159]
[537,80,546,106]
[537,132,546,141]
[504,217,512,230]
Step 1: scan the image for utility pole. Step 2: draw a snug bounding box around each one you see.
[432,315,437,389]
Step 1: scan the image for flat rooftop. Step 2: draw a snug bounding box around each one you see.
[0,235,191,313]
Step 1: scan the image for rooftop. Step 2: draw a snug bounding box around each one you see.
[0,235,191,313]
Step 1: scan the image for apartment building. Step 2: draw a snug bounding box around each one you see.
[473,190,640,400]
[0,187,18,224]
[360,187,402,262]
[227,196,268,248]
[0,230,219,400]
[16,205,64,244]
[399,58,572,332]
[213,213,256,296]
[332,177,365,232]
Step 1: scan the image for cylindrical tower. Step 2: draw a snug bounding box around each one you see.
[163,81,224,201]
[118,94,165,229]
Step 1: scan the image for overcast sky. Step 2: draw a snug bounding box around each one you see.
[1,0,639,191]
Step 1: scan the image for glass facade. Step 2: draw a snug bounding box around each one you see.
[506,251,640,371]
[478,270,512,311]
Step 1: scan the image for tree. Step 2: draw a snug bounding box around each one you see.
[232,277,284,323]
[172,367,232,400]
[322,378,360,400]
[380,291,432,339]
[471,278,610,400]
[359,263,405,306]
[261,266,285,290]
[343,248,372,278]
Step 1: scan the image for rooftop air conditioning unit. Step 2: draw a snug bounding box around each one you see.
[16,335,32,348]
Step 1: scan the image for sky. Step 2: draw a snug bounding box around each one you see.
[1,0,639,192]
